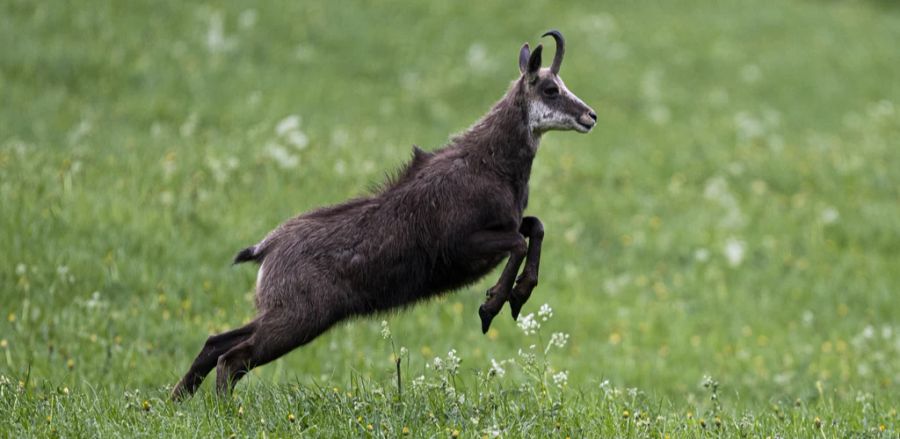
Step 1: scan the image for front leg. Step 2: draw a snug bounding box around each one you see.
[461,229,527,334]
[509,216,544,320]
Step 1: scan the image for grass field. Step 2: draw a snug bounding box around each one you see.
[2,0,899,436]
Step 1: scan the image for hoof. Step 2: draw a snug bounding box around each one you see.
[509,300,523,321]
[170,384,188,402]
[478,305,496,334]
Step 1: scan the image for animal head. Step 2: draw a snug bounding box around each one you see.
[518,30,596,135]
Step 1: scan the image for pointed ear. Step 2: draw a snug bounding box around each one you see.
[518,43,530,74]
[527,44,543,77]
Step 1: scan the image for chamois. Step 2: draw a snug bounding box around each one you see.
[172,30,596,400]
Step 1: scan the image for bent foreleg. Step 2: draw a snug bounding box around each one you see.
[509,216,544,320]
[462,230,527,334]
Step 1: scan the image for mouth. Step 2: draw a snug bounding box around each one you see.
[575,120,594,133]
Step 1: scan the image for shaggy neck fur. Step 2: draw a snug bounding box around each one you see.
[453,79,539,183]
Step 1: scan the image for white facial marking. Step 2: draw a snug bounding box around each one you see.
[528,79,591,134]
[528,100,570,133]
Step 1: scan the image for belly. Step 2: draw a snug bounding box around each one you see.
[428,253,507,293]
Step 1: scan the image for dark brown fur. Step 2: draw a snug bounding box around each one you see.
[172,30,595,400]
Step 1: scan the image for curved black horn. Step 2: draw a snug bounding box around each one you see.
[541,30,565,74]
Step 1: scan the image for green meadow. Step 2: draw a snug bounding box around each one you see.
[1,0,898,436]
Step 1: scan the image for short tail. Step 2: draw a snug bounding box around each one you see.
[233,246,259,264]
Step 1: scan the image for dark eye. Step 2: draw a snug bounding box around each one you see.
[543,86,560,98]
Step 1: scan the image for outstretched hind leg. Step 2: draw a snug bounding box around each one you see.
[171,322,255,401]
[215,310,333,396]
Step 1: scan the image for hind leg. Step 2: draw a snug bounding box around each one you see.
[171,322,256,401]
[215,309,333,396]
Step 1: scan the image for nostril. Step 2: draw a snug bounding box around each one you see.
[588,111,597,122]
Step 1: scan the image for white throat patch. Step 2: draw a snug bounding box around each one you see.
[528,99,571,133]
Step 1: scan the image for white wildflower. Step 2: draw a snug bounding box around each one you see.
[694,248,710,262]
[333,160,346,175]
[599,379,611,392]
[862,325,875,339]
[734,112,765,142]
[380,320,391,340]
[84,291,106,310]
[517,348,536,365]
[466,43,494,72]
[431,356,443,371]
[265,142,299,169]
[15,264,26,276]
[488,359,506,378]
[484,425,502,438]
[820,207,839,224]
[549,332,570,349]
[444,384,456,400]
[723,238,746,267]
[446,349,460,375]
[802,310,814,326]
[275,115,301,136]
[286,130,309,150]
[538,303,553,321]
[206,11,236,53]
[552,370,569,388]
[517,313,540,335]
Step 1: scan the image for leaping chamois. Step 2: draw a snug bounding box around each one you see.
[172,30,596,400]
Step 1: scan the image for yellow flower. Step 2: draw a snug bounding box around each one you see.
[609,332,622,345]
[288,413,295,423]
[0,339,7,349]
[622,410,630,419]
[451,429,460,438]
[367,424,373,431]
[142,400,151,411]
[814,416,821,428]
[401,426,410,435]
[879,424,885,432]
[66,359,75,370]
[7,313,15,323]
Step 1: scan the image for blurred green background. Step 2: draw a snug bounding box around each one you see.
[1,0,898,418]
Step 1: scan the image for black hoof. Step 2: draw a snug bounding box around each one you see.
[509,300,523,321]
[478,305,496,334]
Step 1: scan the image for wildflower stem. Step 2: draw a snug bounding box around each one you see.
[395,356,402,402]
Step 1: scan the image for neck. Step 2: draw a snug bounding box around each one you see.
[455,80,540,180]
